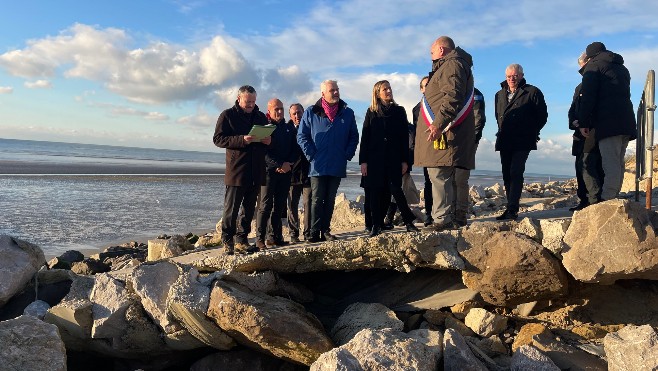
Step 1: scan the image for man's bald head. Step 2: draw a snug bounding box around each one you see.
[267,98,284,122]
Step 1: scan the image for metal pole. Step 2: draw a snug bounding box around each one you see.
[645,70,655,209]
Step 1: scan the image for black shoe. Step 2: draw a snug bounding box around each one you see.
[364,226,372,233]
[405,222,420,232]
[569,202,589,211]
[307,234,322,243]
[422,221,456,233]
[454,220,467,227]
[290,236,300,244]
[423,217,434,227]
[324,232,337,241]
[381,223,395,230]
[369,225,382,237]
[496,210,518,221]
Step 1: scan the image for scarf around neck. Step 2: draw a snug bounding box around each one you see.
[321,98,339,123]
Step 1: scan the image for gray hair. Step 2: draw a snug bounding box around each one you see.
[238,85,256,96]
[506,64,524,75]
[320,80,338,93]
[577,52,589,67]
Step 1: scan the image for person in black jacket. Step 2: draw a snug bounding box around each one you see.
[494,64,548,221]
[568,52,605,210]
[359,80,419,236]
[577,42,637,201]
[213,85,271,255]
[255,98,298,250]
[287,103,311,243]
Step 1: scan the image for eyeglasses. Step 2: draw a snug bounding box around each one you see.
[506,74,520,79]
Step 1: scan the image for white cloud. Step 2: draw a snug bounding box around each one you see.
[24,80,52,89]
[0,86,13,94]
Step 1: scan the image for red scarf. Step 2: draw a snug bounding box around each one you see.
[321,98,339,123]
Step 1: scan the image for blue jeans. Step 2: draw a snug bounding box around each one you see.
[309,176,341,236]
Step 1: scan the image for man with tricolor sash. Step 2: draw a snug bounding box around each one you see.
[414,36,476,232]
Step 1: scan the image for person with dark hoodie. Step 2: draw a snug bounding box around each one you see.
[255,98,298,251]
[213,85,271,255]
[494,63,548,221]
[297,80,359,243]
[414,36,476,232]
[568,52,605,210]
[577,42,637,201]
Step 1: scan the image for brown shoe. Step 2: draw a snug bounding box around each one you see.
[256,240,267,251]
[223,242,234,255]
[235,242,258,254]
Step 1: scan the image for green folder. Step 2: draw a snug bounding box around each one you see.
[247,124,276,140]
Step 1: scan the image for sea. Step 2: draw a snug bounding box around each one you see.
[0,138,571,257]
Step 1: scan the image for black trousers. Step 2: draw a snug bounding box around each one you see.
[574,152,588,204]
[221,184,259,244]
[423,167,433,219]
[364,187,390,230]
[310,176,341,236]
[366,182,415,229]
[499,150,530,213]
[288,184,312,239]
[257,171,291,242]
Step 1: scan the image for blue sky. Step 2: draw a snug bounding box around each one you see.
[1,0,657,175]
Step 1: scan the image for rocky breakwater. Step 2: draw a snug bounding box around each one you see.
[2,185,658,369]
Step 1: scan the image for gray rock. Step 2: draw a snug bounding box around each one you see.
[0,235,46,308]
[604,324,658,371]
[443,328,488,371]
[130,261,205,350]
[167,266,235,350]
[175,231,464,274]
[464,308,508,337]
[460,231,569,306]
[0,315,66,371]
[530,330,607,370]
[563,199,658,284]
[147,234,194,261]
[90,273,132,339]
[539,218,571,256]
[23,299,50,319]
[313,328,441,371]
[71,258,110,275]
[311,347,364,371]
[44,274,95,342]
[225,270,314,303]
[207,280,334,365]
[510,345,560,371]
[330,302,403,345]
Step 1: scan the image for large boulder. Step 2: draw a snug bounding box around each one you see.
[510,345,560,371]
[175,231,464,274]
[604,324,658,371]
[147,235,194,261]
[443,328,488,370]
[330,302,403,345]
[130,261,205,350]
[0,235,46,308]
[0,315,67,371]
[460,231,569,306]
[167,266,235,350]
[329,193,365,232]
[562,199,658,284]
[207,280,334,365]
[44,274,95,345]
[312,328,442,371]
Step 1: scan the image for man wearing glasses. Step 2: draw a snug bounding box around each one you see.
[494,64,548,220]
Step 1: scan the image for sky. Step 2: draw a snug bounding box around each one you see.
[1,0,657,176]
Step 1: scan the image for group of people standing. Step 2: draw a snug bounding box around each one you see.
[213,36,637,255]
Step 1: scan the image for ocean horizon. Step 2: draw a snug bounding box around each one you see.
[0,138,573,256]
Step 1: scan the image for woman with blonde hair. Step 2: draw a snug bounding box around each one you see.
[359,80,419,236]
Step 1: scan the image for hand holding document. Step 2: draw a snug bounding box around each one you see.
[247,124,276,141]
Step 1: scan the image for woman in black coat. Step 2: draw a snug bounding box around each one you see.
[359,80,419,236]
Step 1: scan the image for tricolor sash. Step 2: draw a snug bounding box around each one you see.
[420,86,475,133]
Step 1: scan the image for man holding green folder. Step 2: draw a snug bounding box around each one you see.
[213,85,271,255]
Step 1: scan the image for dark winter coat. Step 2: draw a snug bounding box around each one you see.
[359,104,410,188]
[494,79,548,151]
[568,83,586,156]
[264,118,298,172]
[414,47,476,169]
[577,50,637,141]
[289,121,310,186]
[213,102,268,186]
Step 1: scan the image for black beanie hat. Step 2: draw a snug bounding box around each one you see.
[586,42,606,58]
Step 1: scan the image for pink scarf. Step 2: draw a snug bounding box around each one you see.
[321,98,339,123]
